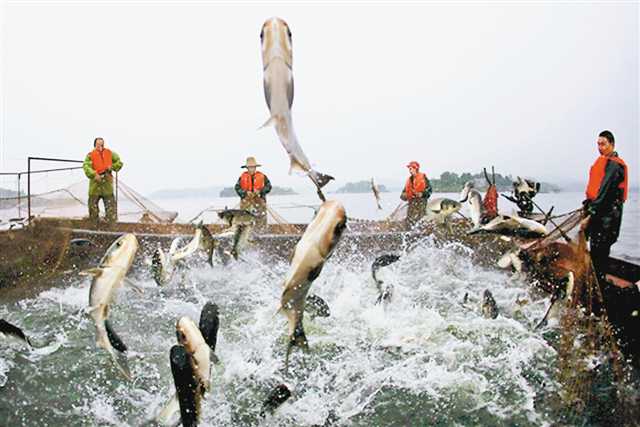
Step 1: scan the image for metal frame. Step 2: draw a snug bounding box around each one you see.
[3,156,120,221]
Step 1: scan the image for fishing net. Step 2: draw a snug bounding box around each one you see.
[0,171,177,224]
[387,202,408,222]
[186,201,298,231]
[551,231,639,424]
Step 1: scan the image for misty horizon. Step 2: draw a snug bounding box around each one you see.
[0,3,637,197]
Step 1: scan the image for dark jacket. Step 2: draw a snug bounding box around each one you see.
[585,155,626,247]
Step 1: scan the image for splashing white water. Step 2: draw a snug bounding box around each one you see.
[0,238,562,425]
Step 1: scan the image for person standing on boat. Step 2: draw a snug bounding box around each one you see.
[400,161,432,228]
[235,157,272,228]
[83,137,123,224]
[581,130,628,282]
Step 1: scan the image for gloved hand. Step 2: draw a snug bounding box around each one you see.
[581,199,593,217]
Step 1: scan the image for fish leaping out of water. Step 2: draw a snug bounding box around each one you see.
[280,200,346,369]
[157,302,220,426]
[259,17,334,199]
[86,233,139,379]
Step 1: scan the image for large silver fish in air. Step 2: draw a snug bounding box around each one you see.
[280,200,346,367]
[260,17,334,195]
[86,233,139,379]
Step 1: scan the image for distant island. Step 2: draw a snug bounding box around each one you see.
[219,186,297,197]
[428,171,561,193]
[0,188,23,198]
[334,181,389,194]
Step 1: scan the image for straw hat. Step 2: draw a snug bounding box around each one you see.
[241,157,262,169]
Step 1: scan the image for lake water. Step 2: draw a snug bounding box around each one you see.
[0,191,638,426]
[163,190,638,260]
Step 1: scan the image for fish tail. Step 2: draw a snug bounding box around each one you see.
[155,393,180,426]
[375,288,391,305]
[108,347,132,380]
[105,319,128,353]
[285,317,308,371]
[309,170,334,189]
[290,318,308,350]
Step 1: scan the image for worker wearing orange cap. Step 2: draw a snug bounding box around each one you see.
[400,161,432,227]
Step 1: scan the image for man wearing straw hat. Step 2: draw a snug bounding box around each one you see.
[235,157,272,228]
[83,137,123,224]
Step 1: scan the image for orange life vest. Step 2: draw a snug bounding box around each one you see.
[482,184,498,220]
[404,173,428,200]
[585,155,628,202]
[90,148,113,175]
[239,171,266,192]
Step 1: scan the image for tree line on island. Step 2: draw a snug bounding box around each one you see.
[332,171,561,194]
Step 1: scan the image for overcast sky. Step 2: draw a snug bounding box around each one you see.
[0,1,637,195]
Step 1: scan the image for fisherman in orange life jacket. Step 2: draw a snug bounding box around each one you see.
[82,137,123,223]
[400,161,432,228]
[234,157,272,228]
[580,130,628,283]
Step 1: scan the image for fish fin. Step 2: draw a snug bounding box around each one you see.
[263,78,272,110]
[105,320,128,353]
[124,278,145,294]
[288,158,307,175]
[285,320,308,374]
[375,287,392,305]
[259,116,277,129]
[260,384,292,418]
[211,353,220,365]
[535,295,559,330]
[79,267,103,277]
[108,346,132,380]
[199,302,220,353]
[155,393,180,426]
[305,294,331,318]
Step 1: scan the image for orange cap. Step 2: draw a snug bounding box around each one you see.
[407,161,420,169]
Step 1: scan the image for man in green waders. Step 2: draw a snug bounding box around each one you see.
[83,137,123,223]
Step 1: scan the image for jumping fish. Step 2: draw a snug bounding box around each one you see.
[468,214,547,238]
[481,289,499,319]
[218,208,256,227]
[151,237,183,286]
[460,181,484,229]
[86,233,139,379]
[218,209,256,260]
[371,254,401,304]
[171,222,215,265]
[371,178,382,210]
[280,200,347,367]
[259,17,334,196]
[422,198,462,229]
[157,303,220,426]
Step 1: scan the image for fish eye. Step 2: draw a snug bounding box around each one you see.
[287,28,292,39]
[260,30,264,41]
